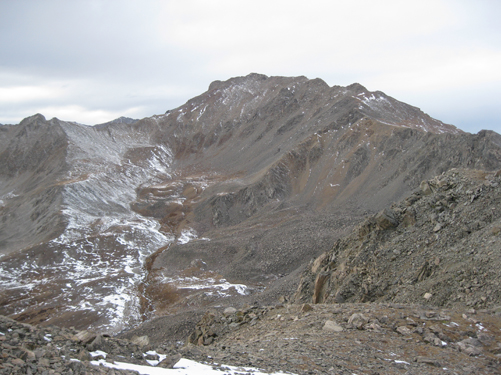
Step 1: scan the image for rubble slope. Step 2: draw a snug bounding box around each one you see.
[294,168,501,311]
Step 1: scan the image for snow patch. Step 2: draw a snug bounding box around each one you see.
[177,228,198,244]
[90,357,294,375]
[90,350,108,358]
[161,276,249,297]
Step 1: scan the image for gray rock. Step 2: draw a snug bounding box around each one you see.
[420,181,433,195]
[415,356,441,367]
[348,313,369,330]
[423,332,445,347]
[75,330,96,345]
[457,339,483,356]
[477,332,495,346]
[323,320,343,332]
[131,335,149,347]
[396,326,412,335]
[87,334,103,352]
[300,303,313,313]
[375,209,399,230]
[433,223,442,232]
[224,307,237,316]
[400,211,416,227]
[158,353,182,368]
[76,348,92,361]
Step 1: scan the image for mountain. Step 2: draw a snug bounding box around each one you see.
[0,74,500,334]
[94,116,139,128]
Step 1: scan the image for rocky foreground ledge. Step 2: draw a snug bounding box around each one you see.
[0,314,179,374]
[2,301,501,374]
[184,302,501,374]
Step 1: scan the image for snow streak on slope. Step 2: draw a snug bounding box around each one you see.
[0,122,174,333]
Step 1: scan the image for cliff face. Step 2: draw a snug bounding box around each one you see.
[1,74,501,332]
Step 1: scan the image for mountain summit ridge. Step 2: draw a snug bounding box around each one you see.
[199,73,460,134]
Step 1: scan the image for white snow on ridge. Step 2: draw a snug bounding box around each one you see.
[60,147,173,330]
[147,144,173,175]
[143,350,167,366]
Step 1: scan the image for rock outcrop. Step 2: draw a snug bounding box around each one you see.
[294,168,501,310]
[0,314,180,374]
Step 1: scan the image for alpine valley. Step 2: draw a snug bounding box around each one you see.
[1,74,501,374]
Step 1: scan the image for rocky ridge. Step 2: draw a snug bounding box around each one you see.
[293,168,501,310]
[0,314,144,374]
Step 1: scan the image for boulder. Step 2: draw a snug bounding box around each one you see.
[158,353,182,368]
[323,320,343,332]
[420,181,433,195]
[130,335,149,347]
[224,307,237,316]
[348,313,369,329]
[300,303,313,313]
[375,209,399,230]
[396,326,412,335]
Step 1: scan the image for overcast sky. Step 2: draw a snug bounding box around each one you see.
[1,0,500,133]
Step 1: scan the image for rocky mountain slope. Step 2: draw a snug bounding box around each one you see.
[0,115,173,332]
[294,168,501,309]
[117,167,501,374]
[1,74,501,336]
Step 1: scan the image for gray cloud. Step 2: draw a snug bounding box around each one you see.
[0,0,500,133]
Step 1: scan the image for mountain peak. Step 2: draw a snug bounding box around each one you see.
[184,74,461,138]
[208,73,268,91]
[94,116,139,128]
[346,82,368,94]
[19,113,47,125]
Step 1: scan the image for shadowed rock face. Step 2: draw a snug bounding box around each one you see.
[0,114,68,255]
[1,74,501,332]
